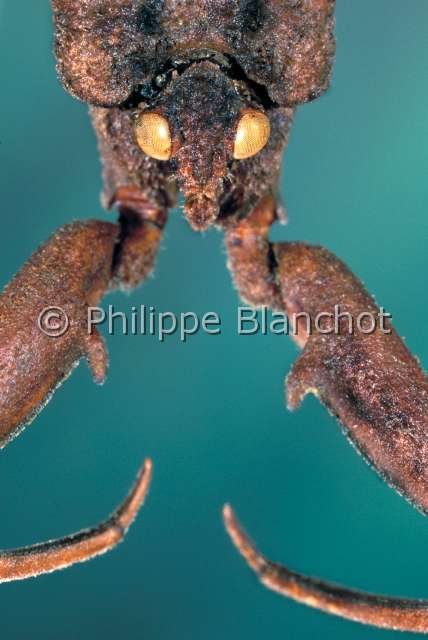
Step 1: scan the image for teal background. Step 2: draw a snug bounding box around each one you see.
[0,2,427,638]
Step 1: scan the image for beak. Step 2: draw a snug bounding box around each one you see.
[176,142,227,231]
[184,193,219,231]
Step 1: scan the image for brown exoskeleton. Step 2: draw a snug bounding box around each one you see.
[0,1,427,633]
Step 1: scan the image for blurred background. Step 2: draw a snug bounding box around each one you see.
[0,1,427,638]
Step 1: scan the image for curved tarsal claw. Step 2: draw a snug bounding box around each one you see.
[0,459,152,583]
[223,505,428,633]
[223,505,268,574]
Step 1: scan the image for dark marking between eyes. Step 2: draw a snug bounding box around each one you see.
[138,0,163,35]
[239,0,266,33]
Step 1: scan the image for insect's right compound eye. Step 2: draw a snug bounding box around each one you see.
[134,112,172,160]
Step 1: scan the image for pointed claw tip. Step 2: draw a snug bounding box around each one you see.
[139,458,153,484]
[222,503,240,539]
[222,504,248,549]
[114,458,153,532]
[222,504,267,575]
[142,458,153,477]
[136,458,153,494]
[222,503,233,521]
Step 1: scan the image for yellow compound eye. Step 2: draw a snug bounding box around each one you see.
[134,112,172,160]
[233,110,270,160]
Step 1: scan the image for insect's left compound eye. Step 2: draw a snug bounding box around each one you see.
[134,112,172,160]
[233,110,271,160]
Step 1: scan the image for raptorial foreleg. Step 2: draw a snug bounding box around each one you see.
[223,196,428,633]
[0,191,167,580]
